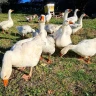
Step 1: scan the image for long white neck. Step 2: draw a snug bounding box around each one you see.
[62,24,68,34]
[39,22,47,38]
[74,10,78,17]
[61,44,76,55]
[48,10,51,14]
[77,15,84,25]
[8,11,12,20]
[39,22,45,32]
[63,11,69,21]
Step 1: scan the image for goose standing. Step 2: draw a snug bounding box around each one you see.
[39,14,55,63]
[67,9,79,23]
[55,20,72,48]
[45,10,52,23]
[70,13,86,34]
[1,34,44,87]
[45,9,72,35]
[60,38,96,63]
[45,24,62,34]
[25,15,32,22]
[0,9,14,33]
[52,9,73,40]
[16,25,36,38]
[25,14,38,22]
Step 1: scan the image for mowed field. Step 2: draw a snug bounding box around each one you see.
[0,13,96,96]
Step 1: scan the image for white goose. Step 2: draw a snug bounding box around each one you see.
[52,9,73,40]
[45,24,62,34]
[0,9,14,33]
[11,15,47,52]
[45,9,72,35]
[55,20,72,48]
[16,25,36,38]
[39,14,55,63]
[25,14,38,22]
[1,34,44,87]
[12,14,55,64]
[60,38,96,63]
[45,10,52,23]
[70,13,86,34]
[25,15,32,22]
[67,9,79,23]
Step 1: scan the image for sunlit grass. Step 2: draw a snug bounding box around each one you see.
[0,13,96,96]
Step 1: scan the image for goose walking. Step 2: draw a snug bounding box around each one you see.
[51,9,72,39]
[1,34,44,87]
[0,9,14,33]
[16,25,36,38]
[45,10,52,23]
[39,14,55,63]
[55,20,72,48]
[60,38,96,63]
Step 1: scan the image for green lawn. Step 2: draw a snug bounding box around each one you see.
[0,13,96,96]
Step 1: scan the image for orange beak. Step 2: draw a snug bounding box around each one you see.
[11,9,14,12]
[78,9,80,11]
[68,9,72,12]
[40,16,44,22]
[69,21,73,24]
[3,79,8,87]
[85,14,89,17]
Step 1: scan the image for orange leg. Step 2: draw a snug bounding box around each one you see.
[47,55,52,64]
[22,67,32,81]
[78,56,91,64]
[2,29,5,34]
[78,56,84,61]
[84,56,91,64]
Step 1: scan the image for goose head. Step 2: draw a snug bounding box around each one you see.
[65,9,72,13]
[8,9,14,20]
[81,13,88,18]
[1,52,13,87]
[60,48,66,57]
[39,14,45,23]
[73,9,80,17]
[75,9,80,12]
[9,9,14,13]
[1,64,12,87]
[63,9,72,21]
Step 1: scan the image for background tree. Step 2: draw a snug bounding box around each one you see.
[0,0,8,3]
[8,0,22,4]
[0,0,8,13]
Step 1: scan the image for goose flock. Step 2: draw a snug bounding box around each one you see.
[0,9,96,87]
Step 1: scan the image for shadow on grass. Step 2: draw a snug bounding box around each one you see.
[53,47,79,59]
[17,20,28,22]
[0,46,11,67]
[0,53,3,67]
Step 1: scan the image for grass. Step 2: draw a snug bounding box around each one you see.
[0,13,96,96]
